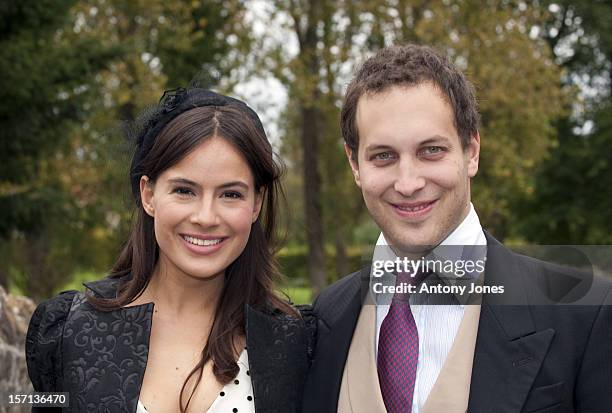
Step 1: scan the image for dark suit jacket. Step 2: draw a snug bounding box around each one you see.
[26,275,315,413]
[303,233,612,413]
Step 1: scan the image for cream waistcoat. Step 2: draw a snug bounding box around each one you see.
[338,296,481,413]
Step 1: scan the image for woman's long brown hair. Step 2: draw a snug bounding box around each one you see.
[88,105,294,412]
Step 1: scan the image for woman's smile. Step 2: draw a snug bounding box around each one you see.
[179,234,228,255]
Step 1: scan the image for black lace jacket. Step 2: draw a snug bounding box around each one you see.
[26,276,316,413]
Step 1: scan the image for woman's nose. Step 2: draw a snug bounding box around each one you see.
[190,197,220,227]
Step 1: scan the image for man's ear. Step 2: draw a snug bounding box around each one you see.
[252,188,264,223]
[344,143,361,187]
[140,176,155,217]
[467,131,480,178]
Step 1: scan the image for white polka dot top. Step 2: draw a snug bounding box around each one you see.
[137,349,255,413]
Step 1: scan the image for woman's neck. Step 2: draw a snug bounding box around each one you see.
[142,261,225,321]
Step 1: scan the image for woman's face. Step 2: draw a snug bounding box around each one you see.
[140,136,262,281]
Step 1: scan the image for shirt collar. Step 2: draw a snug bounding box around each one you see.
[369,203,487,307]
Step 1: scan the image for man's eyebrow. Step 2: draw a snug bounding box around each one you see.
[420,135,453,145]
[364,144,395,153]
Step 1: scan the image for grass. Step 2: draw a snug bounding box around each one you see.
[278,285,313,305]
[59,271,315,305]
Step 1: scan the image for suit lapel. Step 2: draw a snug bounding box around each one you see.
[422,304,481,413]
[338,295,386,413]
[467,234,555,413]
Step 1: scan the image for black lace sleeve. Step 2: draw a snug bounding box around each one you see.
[296,305,318,365]
[25,290,78,393]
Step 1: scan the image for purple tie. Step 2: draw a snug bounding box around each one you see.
[377,269,428,413]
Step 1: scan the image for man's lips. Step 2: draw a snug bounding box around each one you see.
[390,199,437,217]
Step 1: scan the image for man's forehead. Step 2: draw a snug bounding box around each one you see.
[362,135,454,153]
[355,86,458,151]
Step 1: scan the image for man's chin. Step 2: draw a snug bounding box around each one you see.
[383,234,439,257]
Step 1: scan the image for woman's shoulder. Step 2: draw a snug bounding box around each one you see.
[245,303,317,360]
[27,289,80,342]
[25,289,80,391]
[248,302,316,328]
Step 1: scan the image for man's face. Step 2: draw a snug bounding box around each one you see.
[346,83,480,253]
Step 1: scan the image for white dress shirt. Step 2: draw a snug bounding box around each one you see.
[371,203,487,413]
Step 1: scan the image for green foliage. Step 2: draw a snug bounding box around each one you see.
[522,0,612,244]
[277,245,368,284]
[520,103,612,243]
[4,0,609,298]
[0,0,252,298]
[0,1,119,185]
[268,0,565,260]
[0,0,120,297]
[156,0,252,88]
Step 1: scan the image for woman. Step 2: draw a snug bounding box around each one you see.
[26,88,315,412]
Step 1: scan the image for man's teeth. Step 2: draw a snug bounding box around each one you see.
[398,203,430,212]
[183,236,222,246]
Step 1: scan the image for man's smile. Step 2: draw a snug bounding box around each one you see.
[389,199,437,219]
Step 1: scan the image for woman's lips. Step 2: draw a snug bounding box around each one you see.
[179,234,227,255]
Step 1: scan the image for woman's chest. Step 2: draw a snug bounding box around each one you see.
[138,322,223,412]
[138,345,254,413]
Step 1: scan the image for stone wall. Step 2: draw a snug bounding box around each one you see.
[0,287,35,413]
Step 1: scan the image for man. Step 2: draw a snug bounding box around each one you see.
[302,44,612,413]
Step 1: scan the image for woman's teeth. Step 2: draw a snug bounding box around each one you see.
[182,236,222,246]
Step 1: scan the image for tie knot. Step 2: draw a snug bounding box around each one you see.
[392,268,431,303]
[396,268,430,286]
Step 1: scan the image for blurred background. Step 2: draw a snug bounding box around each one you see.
[1,1,611,405]
[1,0,612,307]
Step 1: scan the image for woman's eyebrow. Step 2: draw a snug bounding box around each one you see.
[168,177,249,191]
[218,181,249,190]
[167,177,200,189]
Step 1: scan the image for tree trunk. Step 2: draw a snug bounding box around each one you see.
[295,0,327,294]
[300,103,327,293]
[334,226,349,280]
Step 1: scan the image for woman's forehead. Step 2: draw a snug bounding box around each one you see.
[160,137,255,187]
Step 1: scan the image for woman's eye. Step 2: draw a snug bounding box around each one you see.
[173,187,194,196]
[222,191,244,199]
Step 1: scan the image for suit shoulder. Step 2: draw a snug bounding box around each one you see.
[313,267,367,317]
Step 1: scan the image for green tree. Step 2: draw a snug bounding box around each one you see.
[520,0,612,244]
[0,0,119,297]
[263,0,565,289]
[0,0,253,299]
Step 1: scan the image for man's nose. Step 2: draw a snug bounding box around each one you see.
[190,197,220,226]
[393,159,426,197]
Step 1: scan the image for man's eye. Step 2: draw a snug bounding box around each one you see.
[421,146,445,156]
[373,152,395,161]
[223,191,244,199]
